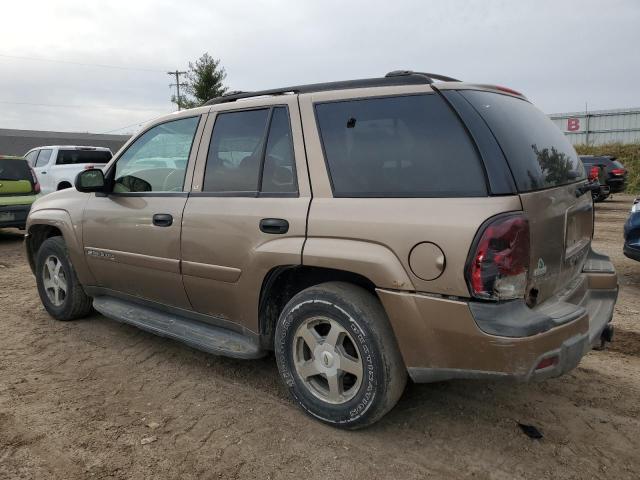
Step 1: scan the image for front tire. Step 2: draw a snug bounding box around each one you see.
[275,282,406,429]
[35,236,92,321]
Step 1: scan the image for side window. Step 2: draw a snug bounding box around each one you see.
[315,94,487,197]
[24,150,38,166]
[261,107,297,194]
[202,106,298,195]
[34,149,53,168]
[203,109,270,192]
[113,116,200,193]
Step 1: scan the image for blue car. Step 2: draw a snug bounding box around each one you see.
[624,198,640,261]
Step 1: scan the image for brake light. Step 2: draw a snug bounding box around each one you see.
[588,166,599,181]
[611,168,625,176]
[495,85,525,97]
[29,166,41,194]
[467,214,530,301]
[84,164,95,170]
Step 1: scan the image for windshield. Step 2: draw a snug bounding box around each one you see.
[0,159,31,181]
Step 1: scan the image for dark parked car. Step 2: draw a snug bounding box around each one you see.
[584,162,609,202]
[624,198,640,261]
[580,155,627,194]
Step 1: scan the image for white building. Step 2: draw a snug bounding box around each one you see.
[549,107,640,146]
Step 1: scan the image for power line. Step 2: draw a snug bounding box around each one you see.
[0,99,167,113]
[0,53,167,73]
[100,115,164,134]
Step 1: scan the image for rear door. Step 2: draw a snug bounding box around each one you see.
[180,97,311,332]
[460,90,591,303]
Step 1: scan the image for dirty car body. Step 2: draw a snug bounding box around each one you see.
[25,71,618,428]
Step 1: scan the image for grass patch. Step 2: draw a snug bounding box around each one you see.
[575,143,640,194]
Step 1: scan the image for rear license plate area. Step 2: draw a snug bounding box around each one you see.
[0,212,16,222]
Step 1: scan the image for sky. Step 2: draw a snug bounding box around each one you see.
[1,0,638,134]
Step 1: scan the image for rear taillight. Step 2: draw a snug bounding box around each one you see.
[467,213,530,301]
[29,166,41,194]
[494,85,526,97]
[588,166,599,181]
[611,168,625,176]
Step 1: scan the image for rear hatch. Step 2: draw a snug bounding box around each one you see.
[460,90,592,304]
[0,158,35,195]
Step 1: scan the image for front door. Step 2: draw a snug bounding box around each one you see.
[82,114,204,309]
[181,99,311,332]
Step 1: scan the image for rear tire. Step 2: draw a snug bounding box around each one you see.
[274,282,406,429]
[35,236,92,321]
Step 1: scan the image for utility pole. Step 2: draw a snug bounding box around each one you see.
[167,70,188,110]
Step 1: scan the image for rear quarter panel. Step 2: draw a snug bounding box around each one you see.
[298,86,523,296]
[304,197,522,296]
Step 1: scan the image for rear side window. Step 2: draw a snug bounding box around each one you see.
[611,160,624,169]
[203,106,298,194]
[315,94,487,197]
[461,91,585,192]
[57,150,112,165]
[0,159,31,181]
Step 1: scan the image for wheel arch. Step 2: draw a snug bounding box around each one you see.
[26,210,95,285]
[258,265,379,347]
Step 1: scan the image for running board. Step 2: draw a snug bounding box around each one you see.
[92,296,264,359]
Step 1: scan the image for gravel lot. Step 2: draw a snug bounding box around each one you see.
[1,195,639,479]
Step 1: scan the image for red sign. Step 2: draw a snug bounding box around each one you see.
[567,118,581,132]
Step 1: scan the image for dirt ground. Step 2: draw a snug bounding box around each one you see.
[1,195,639,480]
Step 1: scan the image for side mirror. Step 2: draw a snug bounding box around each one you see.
[75,168,105,193]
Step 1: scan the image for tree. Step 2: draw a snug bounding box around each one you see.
[172,53,228,109]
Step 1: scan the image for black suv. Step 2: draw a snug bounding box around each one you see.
[580,155,627,194]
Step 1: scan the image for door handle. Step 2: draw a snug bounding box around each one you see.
[152,213,173,227]
[260,218,289,234]
[41,171,47,174]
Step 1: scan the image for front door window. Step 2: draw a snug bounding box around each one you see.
[113,116,200,193]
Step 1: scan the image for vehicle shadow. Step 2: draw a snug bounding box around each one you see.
[0,228,25,243]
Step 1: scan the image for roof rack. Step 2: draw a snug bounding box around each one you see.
[203,70,460,106]
[385,70,460,82]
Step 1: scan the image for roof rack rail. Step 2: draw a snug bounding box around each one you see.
[385,70,461,82]
[203,70,459,106]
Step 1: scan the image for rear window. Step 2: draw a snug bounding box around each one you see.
[461,91,585,192]
[315,94,487,197]
[0,159,31,181]
[56,150,112,165]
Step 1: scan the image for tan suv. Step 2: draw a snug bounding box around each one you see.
[25,71,618,428]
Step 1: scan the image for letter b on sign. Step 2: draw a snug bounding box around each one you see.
[567,118,580,132]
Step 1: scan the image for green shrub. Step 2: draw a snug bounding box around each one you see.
[575,143,640,193]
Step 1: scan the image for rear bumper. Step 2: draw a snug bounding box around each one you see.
[623,243,640,262]
[0,204,31,229]
[607,178,626,193]
[377,249,617,383]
